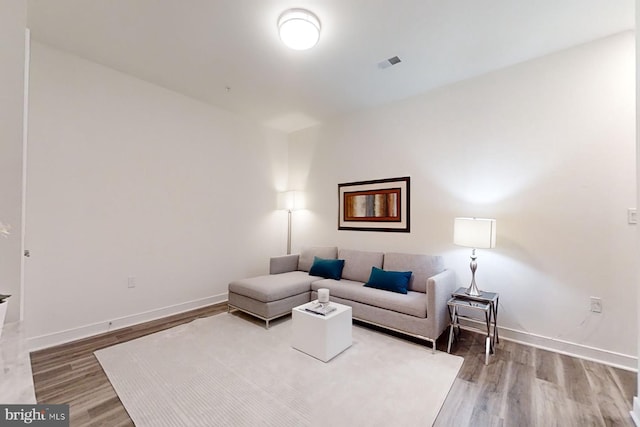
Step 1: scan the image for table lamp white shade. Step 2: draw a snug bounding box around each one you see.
[453,217,496,296]
[454,217,496,249]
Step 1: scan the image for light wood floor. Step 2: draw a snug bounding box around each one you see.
[434,331,636,426]
[31,304,636,426]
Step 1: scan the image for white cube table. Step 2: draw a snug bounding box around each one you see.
[292,301,352,362]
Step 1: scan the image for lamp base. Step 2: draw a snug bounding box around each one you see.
[465,282,482,297]
[465,249,482,297]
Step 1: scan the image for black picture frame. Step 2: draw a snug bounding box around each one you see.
[338,176,410,232]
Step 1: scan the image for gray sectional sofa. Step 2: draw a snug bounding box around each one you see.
[228,246,456,350]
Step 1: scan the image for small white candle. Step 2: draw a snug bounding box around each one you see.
[318,288,330,304]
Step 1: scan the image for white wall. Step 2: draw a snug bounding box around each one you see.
[25,42,289,345]
[634,0,640,422]
[0,0,26,323]
[289,33,637,368]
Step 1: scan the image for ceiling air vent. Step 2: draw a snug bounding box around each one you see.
[378,56,402,69]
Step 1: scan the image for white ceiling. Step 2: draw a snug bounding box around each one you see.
[26,0,634,133]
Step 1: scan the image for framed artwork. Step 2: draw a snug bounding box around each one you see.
[338,176,410,232]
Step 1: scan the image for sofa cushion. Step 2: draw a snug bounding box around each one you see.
[298,246,338,272]
[364,267,412,294]
[309,257,345,280]
[383,253,445,293]
[311,279,426,318]
[338,249,384,283]
[229,271,317,302]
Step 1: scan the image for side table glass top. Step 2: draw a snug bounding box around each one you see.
[452,286,498,303]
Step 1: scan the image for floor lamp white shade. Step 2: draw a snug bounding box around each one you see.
[277,191,305,211]
[278,191,305,254]
[454,217,496,296]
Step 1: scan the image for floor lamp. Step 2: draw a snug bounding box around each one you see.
[278,191,305,255]
[453,217,497,296]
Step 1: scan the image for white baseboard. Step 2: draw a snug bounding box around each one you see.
[631,397,640,426]
[497,325,637,371]
[27,293,228,351]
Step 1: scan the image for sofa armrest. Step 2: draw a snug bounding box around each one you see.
[270,254,300,274]
[425,269,457,340]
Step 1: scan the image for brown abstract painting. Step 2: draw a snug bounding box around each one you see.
[343,189,400,222]
[338,177,410,232]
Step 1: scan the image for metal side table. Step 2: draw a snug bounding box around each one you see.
[447,287,499,365]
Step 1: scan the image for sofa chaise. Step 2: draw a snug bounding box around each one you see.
[228,246,456,351]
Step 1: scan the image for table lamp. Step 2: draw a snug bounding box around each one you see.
[453,217,496,296]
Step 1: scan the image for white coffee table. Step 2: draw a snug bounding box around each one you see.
[292,301,352,362]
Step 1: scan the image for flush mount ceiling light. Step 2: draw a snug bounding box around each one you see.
[278,8,321,50]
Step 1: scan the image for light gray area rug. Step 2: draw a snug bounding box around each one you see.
[95,313,463,427]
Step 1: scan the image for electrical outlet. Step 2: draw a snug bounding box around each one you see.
[128,276,136,288]
[590,296,602,313]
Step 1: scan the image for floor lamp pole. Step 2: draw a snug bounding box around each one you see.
[287,209,292,255]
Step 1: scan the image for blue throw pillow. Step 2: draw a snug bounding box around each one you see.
[309,257,345,280]
[364,266,412,294]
